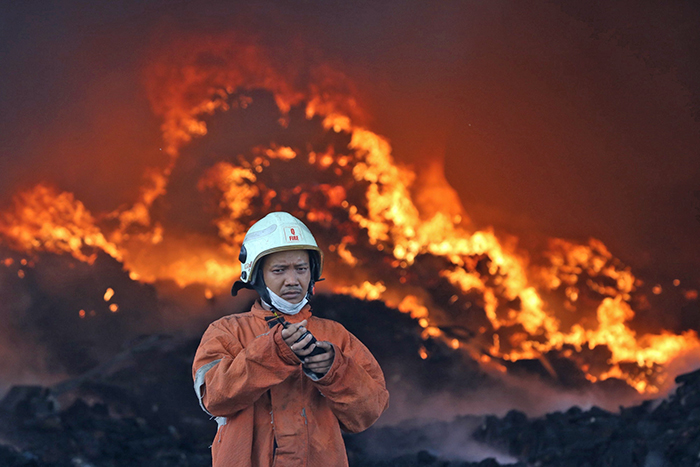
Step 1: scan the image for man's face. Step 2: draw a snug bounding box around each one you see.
[262,250,311,304]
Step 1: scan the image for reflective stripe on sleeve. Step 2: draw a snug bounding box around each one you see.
[194,359,227,427]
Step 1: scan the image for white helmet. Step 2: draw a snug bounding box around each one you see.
[231,212,324,297]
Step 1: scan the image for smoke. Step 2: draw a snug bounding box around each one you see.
[0,249,149,389]
[352,415,518,464]
[382,368,647,425]
[0,259,59,391]
[0,245,240,394]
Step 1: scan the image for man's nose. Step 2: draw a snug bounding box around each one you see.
[283,270,299,285]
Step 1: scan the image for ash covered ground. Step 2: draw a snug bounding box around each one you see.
[1,289,699,466]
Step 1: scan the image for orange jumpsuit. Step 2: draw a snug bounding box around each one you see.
[192,301,389,466]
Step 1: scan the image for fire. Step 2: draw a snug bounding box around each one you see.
[199,162,260,246]
[398,296,429,320]
[0,184,122,264]
[0,33,698,395]
[334,282,386,301]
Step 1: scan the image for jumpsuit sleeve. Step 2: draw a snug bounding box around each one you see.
[192,319,301,416]
[311,330,389,433]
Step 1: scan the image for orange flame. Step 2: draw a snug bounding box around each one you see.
[1,34,698,395]
[0,184,122,264]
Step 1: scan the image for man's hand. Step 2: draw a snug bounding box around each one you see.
[280,319,317,357]
[303,341,335,376]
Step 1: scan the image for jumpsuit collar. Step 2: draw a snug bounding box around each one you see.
[251,300,312,324]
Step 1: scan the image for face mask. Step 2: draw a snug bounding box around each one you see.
[265,287,308,315]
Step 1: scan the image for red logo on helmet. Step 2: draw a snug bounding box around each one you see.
[284,227,300,242]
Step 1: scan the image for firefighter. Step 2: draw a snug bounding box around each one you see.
[193,212,389,466]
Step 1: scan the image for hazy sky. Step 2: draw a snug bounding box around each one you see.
[1,0,699,282]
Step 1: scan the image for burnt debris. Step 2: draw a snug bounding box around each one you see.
[0,337,214,467]
[470,369,700,466]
